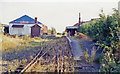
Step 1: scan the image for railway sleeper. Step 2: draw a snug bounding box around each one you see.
[15,64,24,73]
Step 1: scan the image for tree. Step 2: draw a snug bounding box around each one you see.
[47,27,57,35]
[78,8,119,47]
[51,27,57,34]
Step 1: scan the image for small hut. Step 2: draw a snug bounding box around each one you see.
[31,17,41,38]
[65,13,81,36]
[66,26,78,36]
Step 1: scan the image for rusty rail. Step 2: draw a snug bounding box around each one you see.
[20,47,48,73]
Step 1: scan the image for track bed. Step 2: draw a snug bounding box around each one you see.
[21,37,74,72]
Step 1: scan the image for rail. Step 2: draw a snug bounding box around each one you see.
[19,46,50,73]
[15,36,72,73]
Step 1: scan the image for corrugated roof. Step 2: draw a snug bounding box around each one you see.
[66,26,78,29]
[9,15,42,24]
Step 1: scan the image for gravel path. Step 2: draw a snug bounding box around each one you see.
[79,41,102,72]
[80,41,102,57]
[69,37,84,60]
[67,37,101,72]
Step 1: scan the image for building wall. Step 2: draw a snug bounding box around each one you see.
[9,24,41,35]
[41,24,48,35]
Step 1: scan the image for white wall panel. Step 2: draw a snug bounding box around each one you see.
[9,24,42,35]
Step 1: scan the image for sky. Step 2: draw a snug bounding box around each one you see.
[0,0,119,33]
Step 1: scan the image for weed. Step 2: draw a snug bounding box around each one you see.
[91,46,97,62]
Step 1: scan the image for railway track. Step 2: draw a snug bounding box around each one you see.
[15,36,73,73]
[21,47,47,72]
[15,40,52,73]
[15,47,46,73]
[16,36,95,73]
[56,48,65,72]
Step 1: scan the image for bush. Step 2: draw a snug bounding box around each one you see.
[78,9,119,48]
[95,53,104,63]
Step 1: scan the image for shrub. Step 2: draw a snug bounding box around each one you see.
[95,53,104,63]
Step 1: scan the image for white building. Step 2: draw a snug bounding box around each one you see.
[9,15,42,36]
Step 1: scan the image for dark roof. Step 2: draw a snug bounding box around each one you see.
[73,21,86,26]
[9,15,42,24]
[12,25,24,28]
[31,24,41,28]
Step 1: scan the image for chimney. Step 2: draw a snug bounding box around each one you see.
[35,17,37,24]
[79,13,81,26]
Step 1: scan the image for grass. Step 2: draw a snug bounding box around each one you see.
[2,34,23,51]
[1,32,51,72]
[2,34,49,51]
[55,35,63,38]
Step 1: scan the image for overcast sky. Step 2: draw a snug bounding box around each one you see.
[0,0,119,33]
